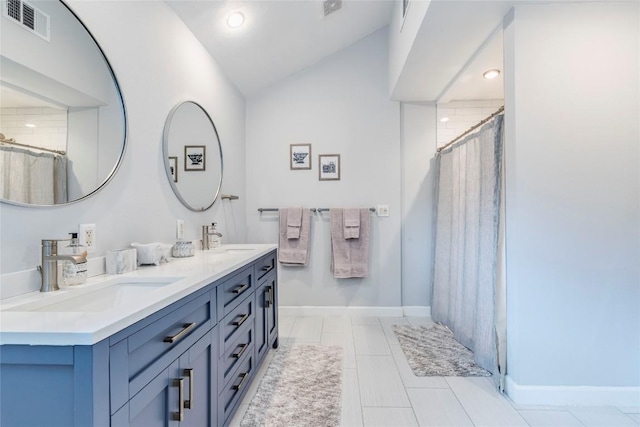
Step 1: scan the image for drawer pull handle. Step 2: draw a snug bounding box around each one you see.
[261,265,273,273]
[233,343,248,359]
[231,283,249,294]
[164,322,196,343]
[184,368,194,410]
[233,372,249,391]
[172,378,184,421]
[232,313,249,327]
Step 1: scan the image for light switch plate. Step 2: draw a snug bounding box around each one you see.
[377,205,389,217]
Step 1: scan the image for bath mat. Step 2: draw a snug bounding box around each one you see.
[240,345,343,427]
[392,324,491,377]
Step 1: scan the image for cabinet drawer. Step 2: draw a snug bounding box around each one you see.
[219,294,254,357]
[128,292,212,379]
[219,353,255,427]
[255,252,276,281]
[217,266,254,320]
[220,322,253,392]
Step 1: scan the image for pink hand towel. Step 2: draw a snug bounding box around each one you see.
[330,208,370,278]
[343,208,360,239]
[278,208,311,265]
[286,207,302,239]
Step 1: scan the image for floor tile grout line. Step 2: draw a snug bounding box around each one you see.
[350,316,365,427]
[444,376,482,427]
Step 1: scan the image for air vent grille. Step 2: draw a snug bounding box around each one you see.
[3,0,50,41]
[323,0,342,17]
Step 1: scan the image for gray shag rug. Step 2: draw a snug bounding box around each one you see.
[392,324,491,377]
[240,345,343,427]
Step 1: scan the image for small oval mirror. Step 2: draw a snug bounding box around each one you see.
[162,101,223,211]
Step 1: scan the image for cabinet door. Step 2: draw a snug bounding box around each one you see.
[179,328,217,427]
[255,281,269,362]
[120,359,180,427]
[265,274,278,348]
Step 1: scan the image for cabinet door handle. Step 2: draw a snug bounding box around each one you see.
[261,265,273,273]
[163,322,196,343]
[233,343,248,359]
[231,283,249,294]
[264,287,271,308]
[232,313,249,327]
[172,378,184,421]
[184,368,194,410]
[269,285,274,305]
[233,372,249,391]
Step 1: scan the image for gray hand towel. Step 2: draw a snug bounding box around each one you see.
[330,208,370,278]
[286,207,303,239]
[343,208,360,239]
[278,208,311,265]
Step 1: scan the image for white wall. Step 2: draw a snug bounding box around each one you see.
[503,1,639,394]
[388,0,431,98]
[0,1,247,295]
[400,102,436,311]
[246,28,403,309]
[436,100,504,148]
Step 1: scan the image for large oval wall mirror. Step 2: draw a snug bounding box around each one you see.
[163,101,223,211]
[0,0,127,207]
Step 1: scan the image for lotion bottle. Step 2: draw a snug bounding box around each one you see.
[60,232,88,286]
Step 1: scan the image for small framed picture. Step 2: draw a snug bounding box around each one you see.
[290,144,312,170]
[319,154,340,181]
[168,156,178,182]
[184,145,206,171]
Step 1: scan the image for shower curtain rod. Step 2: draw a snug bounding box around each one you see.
[0,138,66,155]
[437,105,504,153]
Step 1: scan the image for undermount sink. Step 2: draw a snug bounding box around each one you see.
[4,276,184,313]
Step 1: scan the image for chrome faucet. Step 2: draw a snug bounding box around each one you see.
[38,239,87,292]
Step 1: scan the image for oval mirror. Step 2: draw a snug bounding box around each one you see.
[0,0,126,207]
[163,101,223,211]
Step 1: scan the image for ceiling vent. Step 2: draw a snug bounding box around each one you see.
[323,0,342,17]
[3,0,50,41]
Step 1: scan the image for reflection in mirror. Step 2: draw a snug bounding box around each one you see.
[0,0,126,206]
[163,101,223,211]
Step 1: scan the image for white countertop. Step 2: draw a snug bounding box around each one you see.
[0,244,277,346]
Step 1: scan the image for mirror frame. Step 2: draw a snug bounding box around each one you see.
[162,101,223,212]
[0,0,128,208]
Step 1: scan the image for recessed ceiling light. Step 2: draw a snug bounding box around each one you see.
[227,11,244,28]
[25,123,36,128]
[440,117,449,122]
[483,69,501,80]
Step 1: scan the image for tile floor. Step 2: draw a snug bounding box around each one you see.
[230,315,640,427]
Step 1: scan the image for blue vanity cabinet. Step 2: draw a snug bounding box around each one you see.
[0,249,278,427]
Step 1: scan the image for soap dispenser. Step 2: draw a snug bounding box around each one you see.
[202,222,221,250]
[210,222,221,248]
[60,233,88,286]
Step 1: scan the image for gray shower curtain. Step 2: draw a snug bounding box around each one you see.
[432,114,505,388]
[0,145,68,204]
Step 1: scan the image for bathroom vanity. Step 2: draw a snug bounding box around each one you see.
[0,245,278,427]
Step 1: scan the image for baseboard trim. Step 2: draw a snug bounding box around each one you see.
[279,306,431,318]
[402,306,431,317]
[505,375,640,407]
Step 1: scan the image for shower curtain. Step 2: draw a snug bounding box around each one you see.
[0,145,68,204]
[431,114,506,389]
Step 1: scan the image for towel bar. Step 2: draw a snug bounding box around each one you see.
[257,207,376,213]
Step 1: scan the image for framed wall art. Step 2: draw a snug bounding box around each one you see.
[319,154,340,181]
[290,144,312,170]
[168,156,178,182]
[184,145,206,171]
